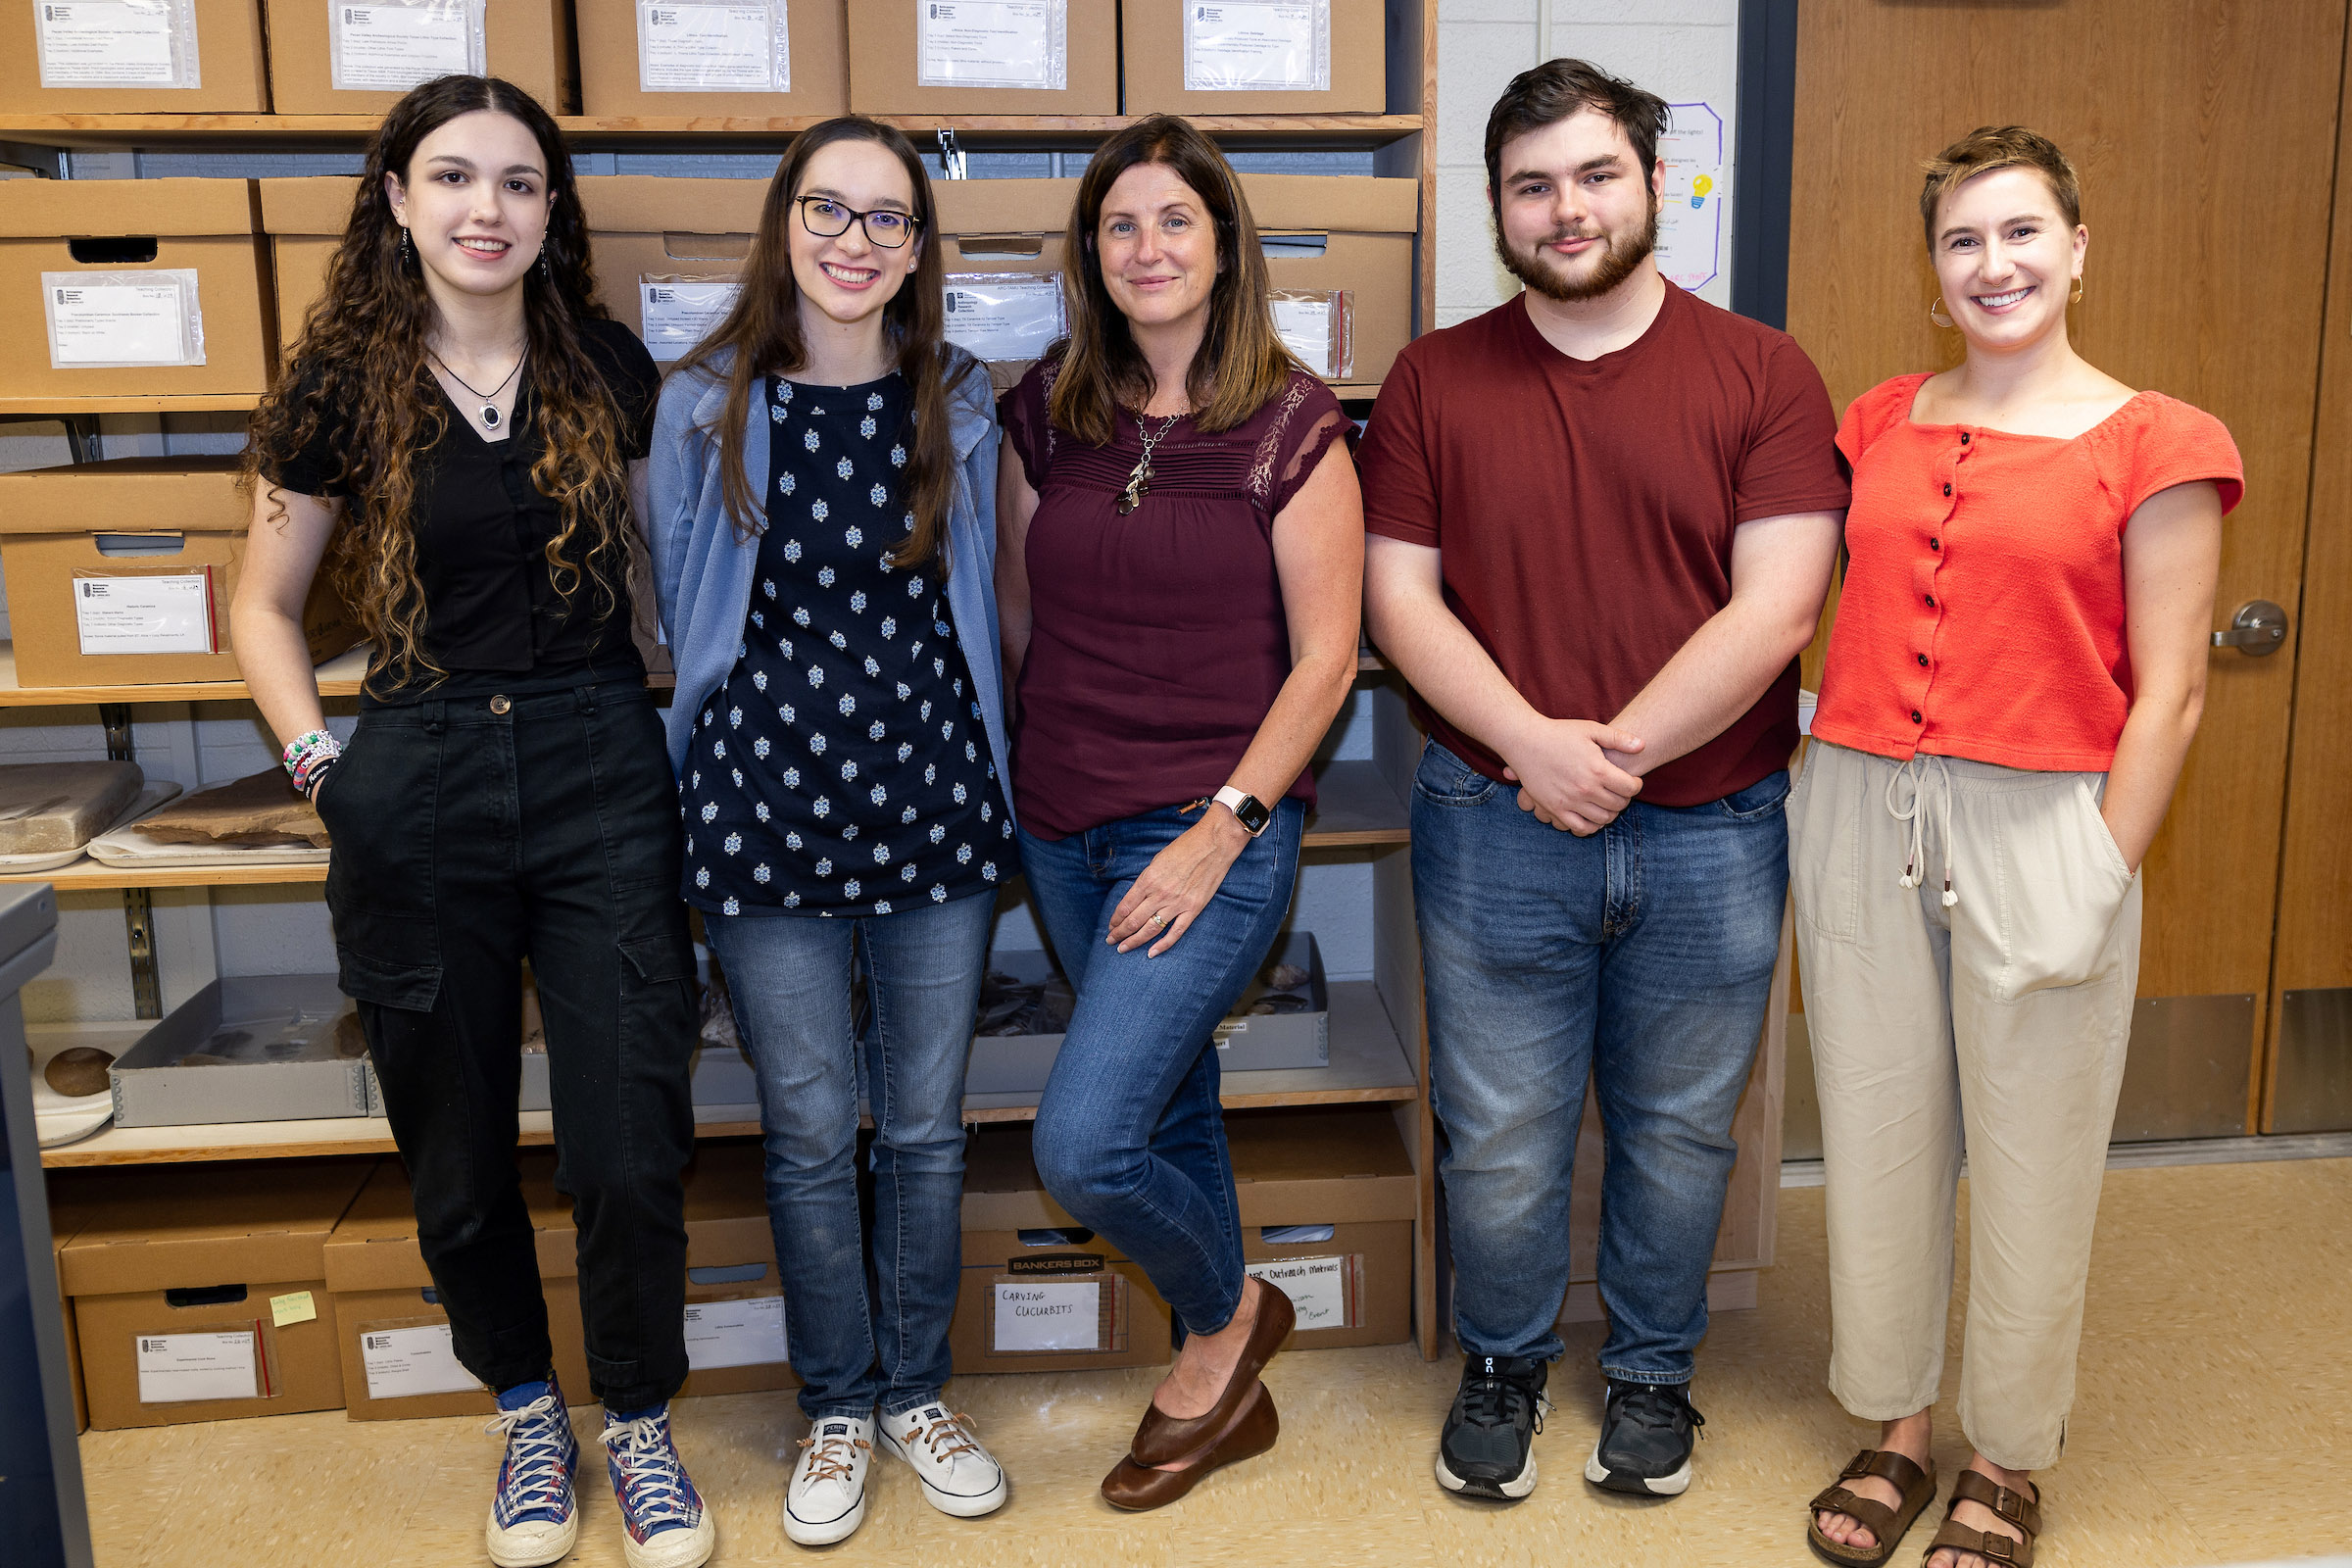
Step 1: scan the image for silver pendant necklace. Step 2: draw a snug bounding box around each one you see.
[1115,408,1185,515]
[431,349,526,431]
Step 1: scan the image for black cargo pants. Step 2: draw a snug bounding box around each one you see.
[318,677,697,1410]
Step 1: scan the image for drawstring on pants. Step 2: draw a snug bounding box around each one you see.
[1885,754,1959,907]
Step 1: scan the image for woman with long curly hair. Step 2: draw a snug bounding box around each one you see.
[232,75,713,1568]
[647,116,1012,1546]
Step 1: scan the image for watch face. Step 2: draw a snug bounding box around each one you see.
[1236,796,1271,833]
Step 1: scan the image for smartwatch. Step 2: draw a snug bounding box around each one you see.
[1212,785,1272,838]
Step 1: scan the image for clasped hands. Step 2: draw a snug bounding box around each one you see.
[1500,717,1645,836]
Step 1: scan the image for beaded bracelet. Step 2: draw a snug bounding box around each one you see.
[281,729,341,795]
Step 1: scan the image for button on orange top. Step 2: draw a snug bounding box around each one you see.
[1813,372,2244,771]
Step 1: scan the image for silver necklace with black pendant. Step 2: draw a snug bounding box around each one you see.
[1116,408,1185,515]
[431,349,526,432]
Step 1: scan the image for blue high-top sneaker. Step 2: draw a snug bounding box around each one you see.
[484,1377,580,1568]
[601,1403,717,1568]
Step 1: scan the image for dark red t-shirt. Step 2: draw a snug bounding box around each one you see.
[1357,285,1849,808]
[1003,361,1354,839]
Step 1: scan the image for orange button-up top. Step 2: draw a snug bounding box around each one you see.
[1812,372,2243,772]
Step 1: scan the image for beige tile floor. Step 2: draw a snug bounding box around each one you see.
[78,1157,2352,1567]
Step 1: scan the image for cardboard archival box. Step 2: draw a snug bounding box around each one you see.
[0,456,365,689]
[576,0,845,118]
[1121,0,1386,116]
[931,177,1074,392]
[0,0,269,113]
[1227,1106,1414,1349]
[847,0,1117,116]
[0,177,271,400]
[952,1125,1173,1375]
[1239,172,1415,385]
[59,1157,372,1430]
[325,1153,593,1420]
[43,1166,121,1435]
[675,1142,796,1397]
[260,0,576,114]
[256,176,361,360]
[576,175,771,366]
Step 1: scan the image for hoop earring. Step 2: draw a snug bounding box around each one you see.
[1929,295,1954,328]
[2070,277,2084,306]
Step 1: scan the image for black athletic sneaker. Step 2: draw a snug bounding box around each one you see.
[1584,1379,1705,1496]
[1435,1354,1547,1500]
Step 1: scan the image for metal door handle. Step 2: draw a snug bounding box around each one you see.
[2213,600,2288,655]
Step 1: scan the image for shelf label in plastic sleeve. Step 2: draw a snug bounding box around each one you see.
[682,1295,788,1370]
[916,0,1066,92]
[136,1328,264,1403]
[74,571,216,656]
[329,0,486,93]
[42,270,206,369]
[361,1322,483,1399]
[637,0,790,92]
[1270,288,1351,379]
[640,275,742,362]
[1246,1252,1361,1331]
[35,0,202,89]
[1184,2,1329,93]
[942,272,1065,364]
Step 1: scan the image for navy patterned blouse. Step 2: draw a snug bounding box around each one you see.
[677,372,1006,917]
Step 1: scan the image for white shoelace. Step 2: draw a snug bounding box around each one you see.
[1886,754,1960,907]
[484,1396,571,1522]
[601,1413,699,1531]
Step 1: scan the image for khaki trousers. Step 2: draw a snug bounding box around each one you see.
[1788,740,2140,1470]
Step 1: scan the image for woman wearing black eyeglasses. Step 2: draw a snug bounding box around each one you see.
[647,117,1014,1546]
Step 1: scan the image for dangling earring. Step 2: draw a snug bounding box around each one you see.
[1929,295,1954,328]
[2070,277,2084,305]
[539,250,553,283]
[398,226,412,272]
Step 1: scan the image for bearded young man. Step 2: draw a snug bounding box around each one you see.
[1359,59,1848,1504]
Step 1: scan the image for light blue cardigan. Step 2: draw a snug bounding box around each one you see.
[645,344,1016,828]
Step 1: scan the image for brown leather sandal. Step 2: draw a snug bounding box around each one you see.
[1922,1470,2041,1567]
[1806,1448,1938,1567]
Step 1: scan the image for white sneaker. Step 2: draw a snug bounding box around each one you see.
[879,1402,1007,1518]
[785,1413,873,1546]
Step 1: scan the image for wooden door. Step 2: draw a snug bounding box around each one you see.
[2266,23,2352,1134]
[1787,0,2348,1137]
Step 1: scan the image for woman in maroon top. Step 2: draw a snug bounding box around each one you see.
[996,115,1362,1510]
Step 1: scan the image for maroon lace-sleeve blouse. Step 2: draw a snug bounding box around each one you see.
[1001,360,1355,840]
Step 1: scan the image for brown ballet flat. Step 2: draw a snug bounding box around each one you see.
[1128,1277,1295,1468]
[1101,1380,1279,1511]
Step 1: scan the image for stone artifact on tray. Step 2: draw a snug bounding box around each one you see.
[164,1001,355,1068]
[127,768,329,849]
[0,760,143,854]
[43,1045,115,1097]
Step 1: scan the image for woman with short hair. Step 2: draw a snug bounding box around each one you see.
[996,114,1364,1510]
[1794,126,2241,1568]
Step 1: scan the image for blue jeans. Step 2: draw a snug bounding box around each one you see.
[1412,740,1788,1384]
[1019,801,1304,1337]
[703,890,994,1419]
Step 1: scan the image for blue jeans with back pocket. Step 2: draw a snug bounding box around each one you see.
[1410,739,1788,1383]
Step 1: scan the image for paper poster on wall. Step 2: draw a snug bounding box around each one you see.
[329,0,487,93]
[135,1329,264,1402]
[640,276,742,362]
[35,0,202,88]
[42,270,206,368]
[637,0,790,92]
[1184,2,1328,92]
[682,1296,789,1370]
[1656,102,1727,294]
[916,0,1066,92]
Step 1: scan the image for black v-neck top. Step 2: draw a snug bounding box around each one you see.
[266,318,661,706]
